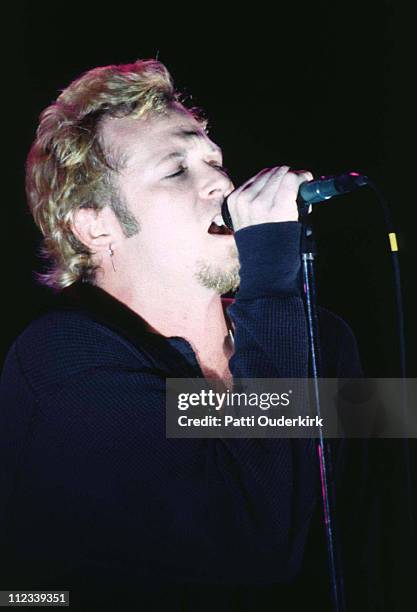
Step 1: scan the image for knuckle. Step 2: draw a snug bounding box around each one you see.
[275,165,290,174]
[292,169,314,182]
[282,172,299,186]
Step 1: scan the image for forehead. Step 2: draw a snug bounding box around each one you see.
[100,109,221,167]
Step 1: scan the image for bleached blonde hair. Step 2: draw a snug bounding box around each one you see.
[26,59,204,289]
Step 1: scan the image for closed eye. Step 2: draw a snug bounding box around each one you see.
[212,164,230,176]
[166,166,187,178]
[166,163,229,179]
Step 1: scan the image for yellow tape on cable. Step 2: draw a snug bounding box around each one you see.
[389,232,398,252]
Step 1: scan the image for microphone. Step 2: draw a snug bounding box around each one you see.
[298,171,369,204]
[221,171,369,231]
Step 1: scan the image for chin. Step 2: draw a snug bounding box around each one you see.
[194,247,240,295]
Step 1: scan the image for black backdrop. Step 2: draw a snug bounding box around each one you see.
[1,2,416,610]
[3,1,415,376]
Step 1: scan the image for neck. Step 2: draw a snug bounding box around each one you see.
[99,272,233,378]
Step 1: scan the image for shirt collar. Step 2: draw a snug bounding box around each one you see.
[56,281,235,374]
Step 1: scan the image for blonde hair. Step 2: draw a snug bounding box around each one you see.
[26,59,203,289]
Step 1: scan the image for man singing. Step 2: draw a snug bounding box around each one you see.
[0,59,364,610]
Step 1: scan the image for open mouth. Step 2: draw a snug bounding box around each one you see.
[208,214,234,236]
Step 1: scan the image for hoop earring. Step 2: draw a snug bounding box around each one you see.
[108,244,116,272]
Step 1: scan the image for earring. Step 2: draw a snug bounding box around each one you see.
[108,244,116,272]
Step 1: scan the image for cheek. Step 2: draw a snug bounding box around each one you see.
[124,181,202,239]
[143,193,200,230]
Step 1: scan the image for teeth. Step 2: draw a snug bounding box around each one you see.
[212,214,225,227]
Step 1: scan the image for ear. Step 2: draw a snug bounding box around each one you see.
[71,206,123,253]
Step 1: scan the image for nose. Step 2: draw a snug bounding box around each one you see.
[199,165,234,201]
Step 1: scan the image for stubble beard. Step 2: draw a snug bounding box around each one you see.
[194,244,240,295]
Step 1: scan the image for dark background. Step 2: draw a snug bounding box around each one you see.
[2,0,415,377]
[1,3,415,610]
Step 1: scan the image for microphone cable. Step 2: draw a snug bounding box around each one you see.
[366,178,414,539]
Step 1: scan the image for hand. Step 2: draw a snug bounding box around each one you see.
[226,166,313,232]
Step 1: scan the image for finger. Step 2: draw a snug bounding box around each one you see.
[253,166,300,202]
[267,169,314,194]
[292,169,314,182]
[248,165,292,201]
[233,167,273,196]
[232,166,290,201]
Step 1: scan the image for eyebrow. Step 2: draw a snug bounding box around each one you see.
[155,128,222,167]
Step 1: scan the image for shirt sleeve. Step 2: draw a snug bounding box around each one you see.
[228,221,308,378]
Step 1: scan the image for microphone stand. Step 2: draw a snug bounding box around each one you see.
[299,206,345,612]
